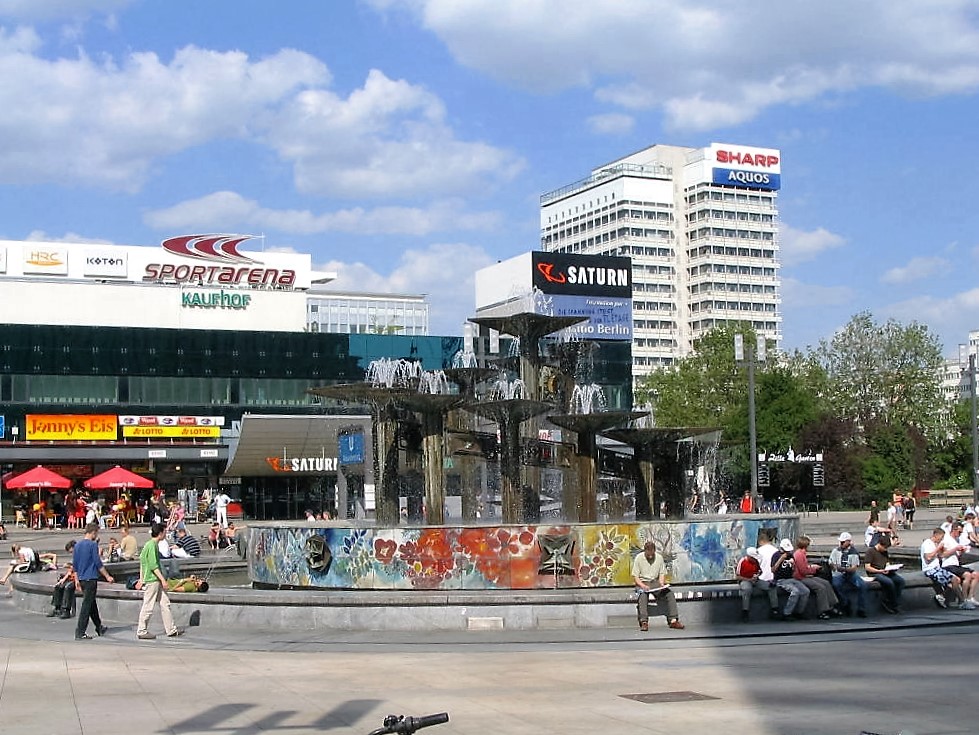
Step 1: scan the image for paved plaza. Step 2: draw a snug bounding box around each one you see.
[0,508,976,735]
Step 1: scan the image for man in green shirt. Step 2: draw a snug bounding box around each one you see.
[136,523,183,640]
[631,540,684,631]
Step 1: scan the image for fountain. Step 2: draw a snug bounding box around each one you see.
[547,384,647,522]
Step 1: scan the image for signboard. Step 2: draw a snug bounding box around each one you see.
[83,249,128,278]
[0,247,6,273]
[339,431,366,465]
[532,252,632,298]
[712,167,781,191]
[265,455,339,473]
[23,245,69,275]
[545,294,632,340]
[119,415,224,427]
[143,234,296,288]
[181,289,252,310]
[26,414,118,441]
[122,425,221,438]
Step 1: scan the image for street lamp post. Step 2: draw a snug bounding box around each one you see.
[735,334,766,501]
[971,354,979,508]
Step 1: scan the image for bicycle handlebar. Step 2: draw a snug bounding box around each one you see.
[368,713,449,735]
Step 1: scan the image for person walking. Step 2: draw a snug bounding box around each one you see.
[136,523,183,640]
[72,522,114,640]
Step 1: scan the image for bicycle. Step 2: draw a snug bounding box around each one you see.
[368,713,449,735]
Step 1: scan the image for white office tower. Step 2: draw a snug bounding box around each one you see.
[540,143,782,379]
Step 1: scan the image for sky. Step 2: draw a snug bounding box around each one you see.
[2,0,979,356]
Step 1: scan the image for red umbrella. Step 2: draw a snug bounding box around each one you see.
[4,465,72,489]
[84,465,154,490]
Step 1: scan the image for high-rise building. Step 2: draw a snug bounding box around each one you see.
[540,143,782,379]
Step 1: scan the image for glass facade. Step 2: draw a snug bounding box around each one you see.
[307,293,430,336]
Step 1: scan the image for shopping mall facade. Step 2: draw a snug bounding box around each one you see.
[0,237,632,520]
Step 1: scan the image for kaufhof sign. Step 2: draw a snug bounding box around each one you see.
[119,415,224,438]
[143,235,297,288]
[27,414,118,441]
[709,143,781,191]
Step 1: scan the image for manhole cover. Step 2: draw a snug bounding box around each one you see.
[620,691,719,704]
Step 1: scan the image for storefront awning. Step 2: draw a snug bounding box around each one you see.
[224,414,372,477]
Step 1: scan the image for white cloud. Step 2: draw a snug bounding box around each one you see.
[881,287,979,350]
[0,0,131,21]
[880,255,951,284]
[23,230,116,244]
[780,277,854,309]
[385,0,979,131]
[586,112,634,135]
[144,191,503,236]
[0,40,522,197]
[779,223,846,267]
[315,242,494,335]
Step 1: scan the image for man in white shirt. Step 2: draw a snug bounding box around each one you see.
[214,491,232,529]
[921,527,962,609]
[941,522,977,608]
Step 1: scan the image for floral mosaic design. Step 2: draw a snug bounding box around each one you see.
[248,517,801,590]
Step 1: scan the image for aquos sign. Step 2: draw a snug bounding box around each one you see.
[143,235,297,288]
[709,144,781,191]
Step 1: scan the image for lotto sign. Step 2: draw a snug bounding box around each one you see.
[122,425,221,438]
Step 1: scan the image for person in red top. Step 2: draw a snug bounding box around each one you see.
[792,536,842,619]
[736,546,779,622]
[739,491,754,514]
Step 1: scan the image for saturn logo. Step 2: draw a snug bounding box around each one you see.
[161,234,258,263]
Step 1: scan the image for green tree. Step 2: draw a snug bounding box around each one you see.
[816,311,946,440]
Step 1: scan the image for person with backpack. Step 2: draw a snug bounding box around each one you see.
[772,538,810,620]
[736,546,779,622]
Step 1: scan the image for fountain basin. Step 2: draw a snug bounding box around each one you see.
[247,516,801,590]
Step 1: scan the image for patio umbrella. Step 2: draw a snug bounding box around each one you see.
[84,465,154,490]
[3,465,72,523]
[4,465,72,489]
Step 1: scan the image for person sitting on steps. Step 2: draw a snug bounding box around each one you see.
[631,540,684,631]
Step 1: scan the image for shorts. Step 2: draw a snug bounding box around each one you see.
[943,565,971,580]
[925,566,955,586]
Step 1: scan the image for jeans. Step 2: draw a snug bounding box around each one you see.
[51,582,76,615]
[872,572,906,607]
[776,578,810,615]
[832,571,869,613]
[75,579,102,637]
[800,576,839,614]
[738,578,779,611]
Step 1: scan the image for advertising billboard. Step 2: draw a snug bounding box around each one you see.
[23,246,69,275]
[530,252,633,340]
[708,143,781,191]
[26,414,118,441]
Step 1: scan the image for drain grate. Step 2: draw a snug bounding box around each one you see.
[620,691,720,704]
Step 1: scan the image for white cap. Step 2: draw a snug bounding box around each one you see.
[779,539,793,552]
[838,532,852,542]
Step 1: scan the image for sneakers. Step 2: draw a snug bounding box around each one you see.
[75,633,92,640]
[935,594,948,609]
[638,621,649,632]
[768,608,782,620]
[166,629,184,637]
[962,599,978,610]
[45,609,58,617]
[136,631,156,640]
[668,619,685,630]
[817,612,832,620]
[96,625,108,637]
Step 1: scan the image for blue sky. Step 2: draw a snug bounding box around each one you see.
[2,1,979,355]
